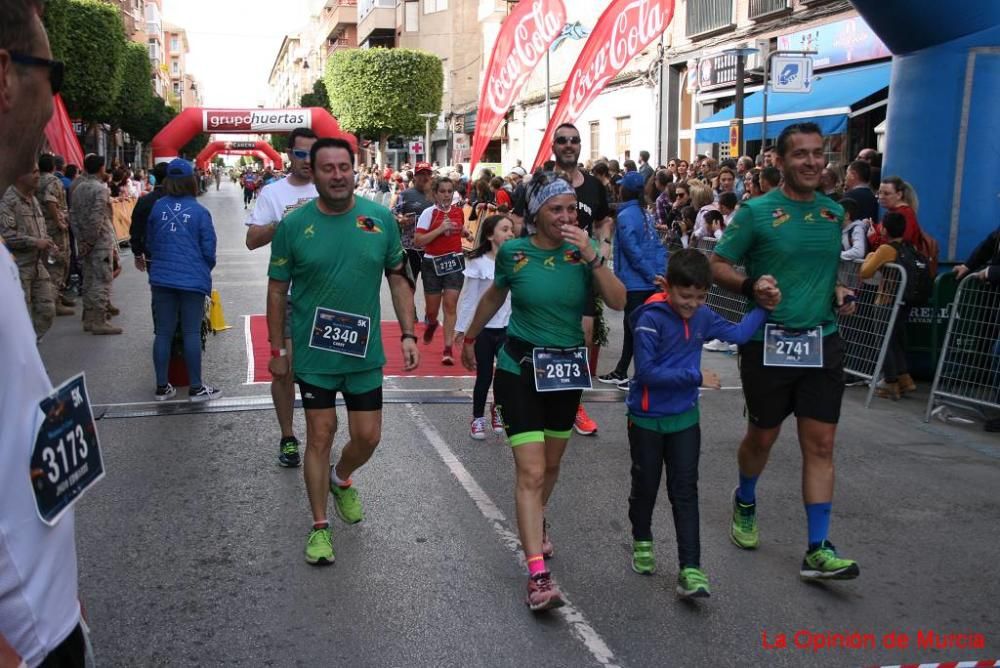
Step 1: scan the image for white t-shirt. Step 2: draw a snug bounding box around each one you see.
[244,177,317,227]
[0,249,80,667]
[456,255,511,332]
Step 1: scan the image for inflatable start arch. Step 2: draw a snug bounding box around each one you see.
[196,141,283,171]
[151,107,357,165]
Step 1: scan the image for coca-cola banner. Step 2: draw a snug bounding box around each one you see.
[531,0,674,170]
[469,0,566,175]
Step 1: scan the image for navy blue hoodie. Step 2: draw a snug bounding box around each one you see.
[626,292,768,418]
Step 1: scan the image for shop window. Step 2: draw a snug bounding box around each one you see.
[424,0,447,14]
[686,0,734,38]
[615,117,631,160]
[405,1,419,31]
[589,121,600,161]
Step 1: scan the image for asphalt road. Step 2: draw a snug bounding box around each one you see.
[38,182,1000,667]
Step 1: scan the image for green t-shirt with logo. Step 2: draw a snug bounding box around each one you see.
[268,198,405,386]
[714,188,844,341]
[493,237,595,374]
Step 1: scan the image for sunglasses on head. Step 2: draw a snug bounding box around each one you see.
[291,148,310,160]
[554,136,581,146]
[10,52,63,94]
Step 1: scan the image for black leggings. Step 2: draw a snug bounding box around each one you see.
[627,421,701,568]
[882,307,909,382]
[473,327,507,417]
[614,289,655,376]
[243,188,254,205]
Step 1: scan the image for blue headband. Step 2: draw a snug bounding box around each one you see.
[528,177,575,215]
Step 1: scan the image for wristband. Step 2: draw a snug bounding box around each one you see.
[463,336,476,345]
[270,348,287,358]
[400,333,417,343]
[588,254,605,268]
[741,277,755,299]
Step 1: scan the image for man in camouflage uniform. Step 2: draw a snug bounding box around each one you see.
[0,167,57,340]
[69,154,121,335]
[36,154,74,314]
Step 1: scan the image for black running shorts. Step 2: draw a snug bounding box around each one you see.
[492,365,582,447]
[738,332,845,429]
[296,376,383,412]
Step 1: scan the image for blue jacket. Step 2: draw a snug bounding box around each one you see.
[146,195,216,295]
[626,293,768,418]
[613,199,666,291]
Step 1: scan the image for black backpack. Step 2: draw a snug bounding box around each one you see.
[890,241,932,306]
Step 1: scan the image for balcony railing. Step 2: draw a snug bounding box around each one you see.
[686,0,734,37]
[748,0,789,20]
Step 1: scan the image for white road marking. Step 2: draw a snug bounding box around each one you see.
[244,315,255,384]
[402,403,623,668]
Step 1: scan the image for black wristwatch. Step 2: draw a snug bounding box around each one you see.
[401,333,417,343]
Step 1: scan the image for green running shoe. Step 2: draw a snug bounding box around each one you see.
[676,567,711,598]
[730,487,759,549]
[305,527,334,565]
[800,541,860,580]
[330,481,364,524]
[631,540,656,575]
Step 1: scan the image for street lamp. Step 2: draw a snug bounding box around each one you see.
[419,112,436,163]
[722,46,759,158]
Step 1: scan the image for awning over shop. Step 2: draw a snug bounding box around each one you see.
[694,62,891,144]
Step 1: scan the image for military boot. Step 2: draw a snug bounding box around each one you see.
[90,318,122,335]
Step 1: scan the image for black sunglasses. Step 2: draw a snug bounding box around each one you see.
[554,136,581,146]
[10,52,64,94]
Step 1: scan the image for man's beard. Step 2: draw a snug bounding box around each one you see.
[556,150,578,170]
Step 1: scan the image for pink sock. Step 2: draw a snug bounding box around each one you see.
[527,554,546,577]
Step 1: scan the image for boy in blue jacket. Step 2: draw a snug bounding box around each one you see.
[626,248,770,598]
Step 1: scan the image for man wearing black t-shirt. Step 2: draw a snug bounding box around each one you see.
[552,122,612,436]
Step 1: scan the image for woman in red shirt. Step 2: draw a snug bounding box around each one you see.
[415,177,473,364]
[871,176,921,251]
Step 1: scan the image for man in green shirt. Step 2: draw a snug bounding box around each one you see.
[267,138,419,565]
[710,122,860,581]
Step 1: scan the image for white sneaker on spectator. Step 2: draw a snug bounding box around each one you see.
[703,339,730,352]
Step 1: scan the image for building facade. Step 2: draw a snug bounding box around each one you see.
[502,0,887,172]
[162,22,201,110]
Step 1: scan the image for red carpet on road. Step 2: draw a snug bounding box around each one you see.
[246,315,474,383]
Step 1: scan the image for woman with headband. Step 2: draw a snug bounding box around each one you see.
[461,172,625,612]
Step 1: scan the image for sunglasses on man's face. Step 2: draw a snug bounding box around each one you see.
[554,136,581,146]
[10,52,63,94]
[291,149,310,160]
[675,191,688,198]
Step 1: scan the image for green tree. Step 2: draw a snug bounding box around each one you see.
[180,133,209,160]
[132,96,176,145]
[325,49,442,165]
[44,0,127,123]
[300,78,330,109]
[114,42,155,137]
[213,157,225,167]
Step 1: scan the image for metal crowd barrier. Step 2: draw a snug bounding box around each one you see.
[686,238,908,408]
[924,274,1000,422]
[838,262,908,407]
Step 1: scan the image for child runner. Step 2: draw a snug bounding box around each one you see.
[415,177,472,365]
[456,214,515,440]
[626,248,770,598]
